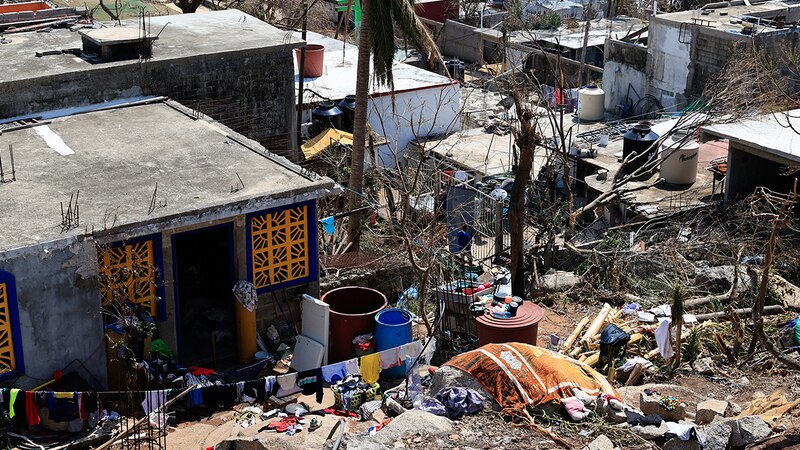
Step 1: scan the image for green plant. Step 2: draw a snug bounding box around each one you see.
[528,11,563,30]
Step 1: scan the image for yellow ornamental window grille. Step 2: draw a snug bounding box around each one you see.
[98,240,159,316]
[0,282,17,375]
[251,205,310,289]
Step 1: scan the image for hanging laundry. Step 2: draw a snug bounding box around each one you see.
[379,347,402,370]
[9,389,20,419]
[420,338,436,366]
[320,216,335,235]
[321,361,348,384]
[142,390,169,428]
[232,281,258,312]
[264,376,277,398]
[400,341,423,361]
[297,368,324,403]
[46,392,81,424]
[25,391,40,426]
[344,358,360,377]
[655,318,675,360]
[188,388,204,407]
[359,353,381,384]
[276,373,301,397]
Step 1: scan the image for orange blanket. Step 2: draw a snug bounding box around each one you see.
[446,343,619,412]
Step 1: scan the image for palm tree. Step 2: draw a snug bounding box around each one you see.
[345,0,443,249]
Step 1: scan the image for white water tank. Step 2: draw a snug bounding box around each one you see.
[577,85,605,121]
[660,129,700,185]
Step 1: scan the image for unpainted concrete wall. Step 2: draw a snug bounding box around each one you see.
[726,143,797,201]
[646,18,692,109]
[369,83,462,168]
[438,19,484,63]
[0,47,298,160]
[0,238,108,389]
[603,39,648,112]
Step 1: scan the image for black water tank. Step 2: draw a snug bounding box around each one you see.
[311,101,343,136]
[622,122,659,175]
[337,95,356,133]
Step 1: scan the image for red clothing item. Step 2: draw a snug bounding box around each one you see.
[26,391,40,427]
[188,366,216,376]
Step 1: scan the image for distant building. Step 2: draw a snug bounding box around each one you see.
[604,0,800,114]
[523,0,585,20]
[0,99,336,388]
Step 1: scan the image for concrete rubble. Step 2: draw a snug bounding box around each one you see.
[584,434,617,450]
[695,399,728,425]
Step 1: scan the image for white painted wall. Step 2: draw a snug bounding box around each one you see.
[602,60,648,114]
[647,20,691,108]
[368,83,462,168]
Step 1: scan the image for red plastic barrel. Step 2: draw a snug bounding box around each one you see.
[476,302,545,346]
[322,286,387,362]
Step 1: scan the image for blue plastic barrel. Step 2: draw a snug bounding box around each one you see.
[374,308,413,378]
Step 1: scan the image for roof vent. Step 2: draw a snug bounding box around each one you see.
[79,27,156,62]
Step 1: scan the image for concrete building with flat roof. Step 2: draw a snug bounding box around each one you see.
[603,0,800,114]
[702,110,800,201]
[297,31,461,168]
[0,98,336,388]
[1,10,303,160]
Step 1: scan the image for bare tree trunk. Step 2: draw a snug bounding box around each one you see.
[509,90,538,296]
[346,7,371,251]
[752,185,800,370]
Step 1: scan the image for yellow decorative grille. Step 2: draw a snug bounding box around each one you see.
[0,282,17,375]
[98,240,159,316]
[251,205,310,289]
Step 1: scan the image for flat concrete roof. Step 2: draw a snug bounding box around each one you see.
[507,17,647,48]
[410,122,555,180]
[2,10,301,84]
[703,110,800,164]
[296,31,456,104]
[0,99,335,253]
[581,117,717,217]
[655,0,800,27]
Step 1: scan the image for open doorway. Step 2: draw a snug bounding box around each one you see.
[173,224,236,367]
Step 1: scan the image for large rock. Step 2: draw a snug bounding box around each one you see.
[701,422,733,450]
[540,270,582,292]
[630,421,671,440]
[692,357,715,376]
[729,415,771,447]
[429,365,501,411]
[692,264,750,294]
[617,384,704,411]
[640,392,687,421]
[584,434,616,450]
[771,274,800,309]
[344,410,454,450]
[696,399,728,425]
[663,437,701,450]
[216,436,309,450]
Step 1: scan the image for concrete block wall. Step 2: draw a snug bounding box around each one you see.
[0,47,297,160]
[439,19,484,63]
[0,238,108,389]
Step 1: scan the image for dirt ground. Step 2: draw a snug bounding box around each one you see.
[165,302,800,449]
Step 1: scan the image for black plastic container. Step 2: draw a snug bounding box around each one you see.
[337,95,356,133]
[622,122,659,175]
[311,101,343,136]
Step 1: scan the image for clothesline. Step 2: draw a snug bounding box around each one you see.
[1,340,428,433]
[5,339,426,398]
